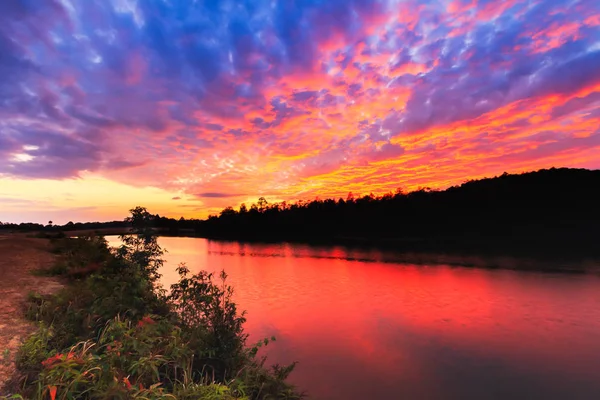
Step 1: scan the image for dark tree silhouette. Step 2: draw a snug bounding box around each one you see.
[193,168,600,255]
[6,167,600,257]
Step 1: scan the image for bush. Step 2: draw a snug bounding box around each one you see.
[169,266,247,381]
[11,207,300,400]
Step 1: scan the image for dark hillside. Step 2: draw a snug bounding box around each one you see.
[5,168,598,257]
[196,168,600,255]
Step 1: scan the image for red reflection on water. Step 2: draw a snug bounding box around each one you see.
[107,236,600,399]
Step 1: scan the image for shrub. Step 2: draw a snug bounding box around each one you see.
[12,207,300,400]
[169,266,247,381]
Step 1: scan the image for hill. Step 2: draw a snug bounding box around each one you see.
[196,168,600,256]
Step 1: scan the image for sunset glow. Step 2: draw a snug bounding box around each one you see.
[1,0,599,223]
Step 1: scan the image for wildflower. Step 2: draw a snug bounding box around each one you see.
[137,315,155,328]
[123,376,132,389]
[48,385,57,400]
[41,354,64,368]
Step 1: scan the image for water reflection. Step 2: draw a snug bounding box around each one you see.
[107,237,600,399]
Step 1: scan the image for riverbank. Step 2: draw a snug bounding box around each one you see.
[0,235,62,392]
[3,207,301,399]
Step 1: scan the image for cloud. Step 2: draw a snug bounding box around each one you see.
[0,0,599,217]
[0,127,105,179]
[369,143,405,162]
[0,197,40,206]
[195,192,245,198]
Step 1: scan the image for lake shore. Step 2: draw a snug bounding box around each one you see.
[4,208,302,400]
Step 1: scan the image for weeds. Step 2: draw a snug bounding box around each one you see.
[9,206,301,400]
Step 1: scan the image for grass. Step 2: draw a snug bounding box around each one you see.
[6,207,301,400]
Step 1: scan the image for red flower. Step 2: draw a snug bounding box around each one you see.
[137,316,155,328]
[48,385,57,400]
[42,352,83,368]
[41,354,64,368]
[123,376,132,389]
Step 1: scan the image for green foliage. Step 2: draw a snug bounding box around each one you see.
[169,266,247,380]
[117,206,165,289]
[11,206,300,400]
[173,382,243,400]
[15,324,55,385]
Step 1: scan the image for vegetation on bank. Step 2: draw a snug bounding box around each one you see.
[5,207,300,400]
[2,168,600,255]
[199,168,600,254]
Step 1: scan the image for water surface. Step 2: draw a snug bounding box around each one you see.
[107,236,600,399]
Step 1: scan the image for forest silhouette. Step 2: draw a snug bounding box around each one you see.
[194,167,600,255]
[3,167,599,256]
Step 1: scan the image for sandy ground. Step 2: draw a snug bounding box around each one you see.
[0,235,62,393]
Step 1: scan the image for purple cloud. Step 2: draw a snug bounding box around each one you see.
[196,192,245,198]
[0,0,598,210]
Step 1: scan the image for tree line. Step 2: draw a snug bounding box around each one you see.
[3,167,599,255]
[197,167,600,254]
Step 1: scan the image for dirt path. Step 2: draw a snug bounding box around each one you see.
[0,235,63,393]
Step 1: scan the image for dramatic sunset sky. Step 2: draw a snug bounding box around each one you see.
[1,0,600,223]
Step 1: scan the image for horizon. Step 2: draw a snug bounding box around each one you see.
[1,166,596,225]
[0,165,541,225]
[1,1,600,224]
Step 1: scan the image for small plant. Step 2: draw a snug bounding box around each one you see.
[15,324,55,385]
[2,348,10,364]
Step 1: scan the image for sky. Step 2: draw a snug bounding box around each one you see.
[1,0,600,224]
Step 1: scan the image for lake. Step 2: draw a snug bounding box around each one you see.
[107,236,600,399]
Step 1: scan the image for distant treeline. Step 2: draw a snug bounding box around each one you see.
[2,168,599,255]
[198,167,600,254]
[0,220,129,232]
[0,214,201,235]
